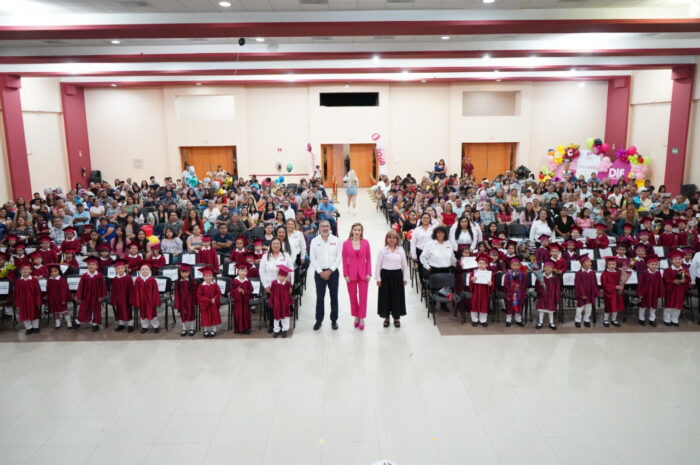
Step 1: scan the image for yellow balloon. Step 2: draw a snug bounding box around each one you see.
[147,236,160,245]
[557,144,566,153]
[635,180,645,188]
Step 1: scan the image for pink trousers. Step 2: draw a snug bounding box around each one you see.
[347,279,369,318]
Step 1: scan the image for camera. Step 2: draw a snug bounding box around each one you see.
[238,37,245,46]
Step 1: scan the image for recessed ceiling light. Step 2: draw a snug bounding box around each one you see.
[570,68,576,72]
[344,84,350,88]
[441,36,450,40]
[493,70,499,74]
[196,82,202,86]
[255,37,265,42]
[372,55,380,63]
[496,79,502,82]
[110,40,120,44]
[421,79,427,83]
[218,1,232,7]
[483,54,490,60]
[483,0,495,3]
[110,83,117,87]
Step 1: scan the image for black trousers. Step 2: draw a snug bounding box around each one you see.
[315,269,339,323]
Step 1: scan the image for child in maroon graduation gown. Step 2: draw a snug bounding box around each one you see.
[197,266,221,338]
[12,243,31,271]
[97,244,113,274]
[586,223,610,249]
[30,253,48,278]
[676,218,698,251]
[228,236,248,265]
[197,236,220,269]
[600,256,624,327]
[658,221,677,248]
[631,244,648,275]
[638,255,664,327]
[76,256,107,331]
[535,260,560,330]
[574,255,598,328]
[146,243,166,275]
[269,264,293,338]
[662,249,691,326]
[174,263,197,337]
[503,256,527,327]
[60,227,81,254]
[46,263,72,329]
[468,253,493,327]
[549,243,567,275]
[534,235,551,265]
[14,263,42,335]
[133,262,161,333]
[60,250,79,270]
[37,234,58,265]
[231,263,253,334]
[111,259,134,332]
[125,242,143,272]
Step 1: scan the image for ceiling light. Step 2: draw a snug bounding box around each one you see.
[255,37,265,42]
[196,82,202,86]
[496,79,502,82]
[483,0,495,3]
[483,54,490,60]
[344,84,350,88]
[441,36,450,40]
[110,40,120,44]
[493,70,499,74]
[372,55,380,63]
[218,1,232,7]
[110,83,117,87]
[579,82,585,87]
[421,80,427,83]
[570,68,576,72]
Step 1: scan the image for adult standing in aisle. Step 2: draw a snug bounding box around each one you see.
[310,219,342,330]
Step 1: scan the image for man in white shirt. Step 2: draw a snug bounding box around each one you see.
[281,201,296,221]
[309,219,342,330]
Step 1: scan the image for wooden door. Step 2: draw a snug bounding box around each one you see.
[321,144,334,185]
[180,146,237,178]
[349,143,376,187]
[461,143,516,181]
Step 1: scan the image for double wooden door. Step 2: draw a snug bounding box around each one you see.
[349,143,376,188]
[321,143,377,188]
[461,143,516,181]
[180,146,237,178]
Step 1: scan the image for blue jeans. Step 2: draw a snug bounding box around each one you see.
[315,270,339,324]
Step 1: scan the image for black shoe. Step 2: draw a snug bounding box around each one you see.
[91,325,99,332]
[550,324,557,330]
[383,320,390,328]
[575,322,581,328]
[210,331,216,337]
[243,330,251,335]
[611,321,621,327]
[505,321,512,327]
[273,332,279,338]
[73,323,81,329]
[331,321,338,330]
[664,321,671,326]
[471,321,478,327]
[25,329,32,336]
[115,325,125,332]
[481,322,488,327]
[180,330,187,337]
[233,330,239,334]
[153,328,160,334]
[516,321,524,327]
[267,327,273,334]
[188,330,195,336]
[34,327,40,333]
[127,325,134,333]
[603,321,610,327]
[584,321,591,328]
[672,322,679,327]
[313,322,322,331]
[204,331,210,338]
[536,323,543,329]
[639,319,646,326]
[281,330,288,338]
[140,328,148,334]
[649,320,657,327]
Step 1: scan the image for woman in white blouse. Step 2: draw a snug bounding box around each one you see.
[376,230,409,328]
[410,213,434,263]
[259,238,295,293]
[286,219,307,266]
[529,209,555,242]
[420,226,457,274]
[449,215,482,254]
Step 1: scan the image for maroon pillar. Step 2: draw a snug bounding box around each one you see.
[60,84,92,188]
[0,74,32,200]
[664,65,695,195]
[604,76,630,152]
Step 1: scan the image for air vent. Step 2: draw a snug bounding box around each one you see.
[117,0,152,7]
[299,0,328,4]
[373,36,395,40]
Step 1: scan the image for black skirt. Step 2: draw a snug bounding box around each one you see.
[378,269,406,318]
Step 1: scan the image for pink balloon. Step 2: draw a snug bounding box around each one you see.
[628,145,637,154]
[600,143,610,153]
[306,143,312,152]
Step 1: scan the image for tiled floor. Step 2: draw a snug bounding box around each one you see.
[1,190,699,465]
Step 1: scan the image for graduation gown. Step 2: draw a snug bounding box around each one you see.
[468,270,492,314]
[636,241,654,257]
[269,279,293,319]
[563,250,579,262]
[663,266,690,309]
[503,270,527,315]
[552,257,568,274]
[110,273,134,322]
[46,276,71,314]
[677,229,698,250]
[31,265,48,278]
[147,255,166,275]
[12,254,30,270]
[197,247,219,268]
[229,249,248,265]
[60,257,79,270]
[14,276,41,321]
[125,254,143,272]
[617,235,636,253]
[586,234,610,249]
[632,258,647,275]
[246,265,260,279]
[601,270,624,313]
[76,272,107,324]
[574,269,599,307]
[534,247,551,265]
[60,238,82,254]
[615,255,630,270]
[197,281,221,327]
[133,276,161,320]
[658,232,676,248]
[535,274,560,311]
[98,257,113,275]
[231,277,253,332]
[174,278,197,322]
[37,248,59,265]
[638,269,664,308]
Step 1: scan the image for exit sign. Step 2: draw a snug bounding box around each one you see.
[672,148,679,155]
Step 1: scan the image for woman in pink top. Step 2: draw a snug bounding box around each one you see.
[342,223,372,330]
[375,230,409,328]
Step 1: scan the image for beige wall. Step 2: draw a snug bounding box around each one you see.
[0,112,12,201]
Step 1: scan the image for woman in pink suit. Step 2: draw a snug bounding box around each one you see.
[342,223,372,330]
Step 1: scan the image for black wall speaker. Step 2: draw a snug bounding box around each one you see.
[89,170,102,184]
[680,184,696,199]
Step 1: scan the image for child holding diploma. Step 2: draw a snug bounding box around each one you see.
[468,253,493,327]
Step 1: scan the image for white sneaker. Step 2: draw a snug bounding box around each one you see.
[55,319,61,329]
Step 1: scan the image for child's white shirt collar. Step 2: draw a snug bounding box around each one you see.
[235,276,248,282]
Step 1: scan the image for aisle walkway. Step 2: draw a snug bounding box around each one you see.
[0,189,699,465]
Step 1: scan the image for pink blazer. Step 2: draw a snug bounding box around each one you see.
[342,239,372,281]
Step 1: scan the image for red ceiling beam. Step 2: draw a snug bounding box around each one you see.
[13,63,678,78]
[1,19,699,40]
[2,48,699,64]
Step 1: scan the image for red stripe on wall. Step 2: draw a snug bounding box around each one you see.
[0,75,32,200]
[604,76,631,153]
[60,84,92,188]
[664,65,696,194]
[0,19,699,40]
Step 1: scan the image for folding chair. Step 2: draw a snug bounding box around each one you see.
[0,280,15,331]
[154,276,174,330]
[508,223,529,239]
[426,273,459,326]
[213,276,232,330]
[248,278,266,329]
